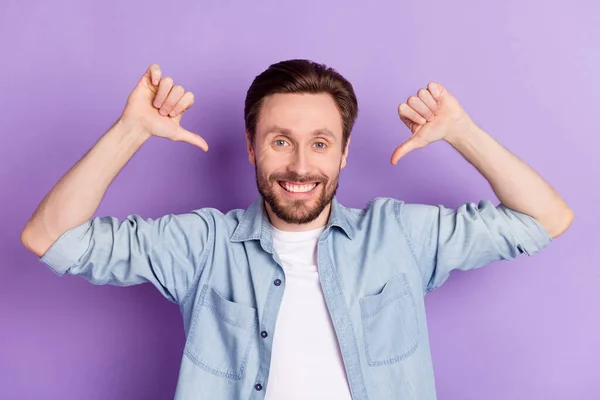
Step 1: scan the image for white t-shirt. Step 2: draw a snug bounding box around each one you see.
[264,225,352,400]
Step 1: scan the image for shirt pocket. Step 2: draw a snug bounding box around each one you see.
[359,273,419,366]
[184,284,258,380]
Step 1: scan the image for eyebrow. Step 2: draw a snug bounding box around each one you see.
[265,125,337,141]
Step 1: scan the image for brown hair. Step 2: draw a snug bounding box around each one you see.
[244,59,358,149]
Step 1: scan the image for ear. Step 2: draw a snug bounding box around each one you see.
[340,136,351,169]
[245,131,256,166]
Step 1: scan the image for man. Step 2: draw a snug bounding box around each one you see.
[21,60,573,400]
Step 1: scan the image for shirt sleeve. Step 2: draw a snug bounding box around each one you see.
[39,211,213,305]
[395,200,552,293]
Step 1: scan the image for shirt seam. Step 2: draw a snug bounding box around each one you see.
[176,210,216,307]
[393,200,423,279]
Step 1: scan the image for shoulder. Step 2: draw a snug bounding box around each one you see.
[141,206,246,239]
[334,197,406,228]
[338,197,444,233]
[338,196,431,219]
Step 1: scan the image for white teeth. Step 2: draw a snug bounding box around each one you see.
[280,182,317,193]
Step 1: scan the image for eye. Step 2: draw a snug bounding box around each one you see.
[274,139,289,147]
[314,141,327,149]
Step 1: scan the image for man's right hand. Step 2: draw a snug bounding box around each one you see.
[121,64,208,151]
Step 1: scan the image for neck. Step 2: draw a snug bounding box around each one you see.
[265,202,331,232]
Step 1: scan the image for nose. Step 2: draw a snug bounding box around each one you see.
[288,147,311,176]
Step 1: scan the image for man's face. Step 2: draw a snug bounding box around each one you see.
[247,93,349,225]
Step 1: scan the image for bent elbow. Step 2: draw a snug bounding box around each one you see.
[547,206,574,239]
[21,225,50,258]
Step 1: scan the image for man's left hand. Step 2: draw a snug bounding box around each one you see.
[391,82,474,165]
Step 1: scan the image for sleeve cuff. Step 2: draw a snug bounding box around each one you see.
[497,204,553,256]
[39,221,93,275]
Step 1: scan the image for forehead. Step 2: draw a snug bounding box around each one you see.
[256,93,343,138]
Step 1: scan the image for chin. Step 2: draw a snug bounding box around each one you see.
[255,167,339,225]
[269,184,334,225]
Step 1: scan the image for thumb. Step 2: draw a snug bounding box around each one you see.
[174,127,209,151]
[391,138,420,165]
[135,64,159,92]
[135,68,152,91]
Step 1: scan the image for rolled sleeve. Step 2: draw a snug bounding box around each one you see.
[40,220,94,275]
[483,204,552,257]
[397,200,552,293]
[38,211,213,304]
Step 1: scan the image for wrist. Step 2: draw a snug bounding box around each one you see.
[444,120,482,148]
[115,116,151,142]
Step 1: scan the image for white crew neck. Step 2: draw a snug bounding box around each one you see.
[269,224,326,243]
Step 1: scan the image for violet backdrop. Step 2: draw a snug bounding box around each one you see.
[1,0,598,399]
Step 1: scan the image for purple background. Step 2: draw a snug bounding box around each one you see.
[1,1,598,399]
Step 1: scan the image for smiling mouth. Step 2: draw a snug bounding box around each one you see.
[278,181,319,193]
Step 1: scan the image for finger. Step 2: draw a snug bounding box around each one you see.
[427,82,445,101]
[153,77,174,109]
[391,138,419,165]
[398,103,427,125]
[169,91,195,117]
[407,95,435,122]
[417,88,439,115]
[174,127,209,152]
[149,64,161,86]
[159,85,185,116]
[398,115,421,135]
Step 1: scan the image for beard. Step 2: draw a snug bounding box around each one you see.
[255,166,339,225]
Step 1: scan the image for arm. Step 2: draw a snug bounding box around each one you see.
[21,64,208,256]
[445,124,573,238]
[391,82,573,239]
[21,64,210,304]
[20,117,149,256]
[390,82,572,292]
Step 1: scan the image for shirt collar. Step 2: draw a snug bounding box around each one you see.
[230,196,355,251]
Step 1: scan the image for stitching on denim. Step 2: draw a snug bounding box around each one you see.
[393,201,421,274]
[366,340,419,366]
[179,210,216,307]
[362,274,420,366]
[184,349,242,380]
[200,301,257,330]
[319,240,369,400]
[183,284,257,380]
[360,293,404,319]
[230,207,250,241]
[186,284,208,339]
[184,315,257,380]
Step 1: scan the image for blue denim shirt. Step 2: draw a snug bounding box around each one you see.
[40,196,551,399]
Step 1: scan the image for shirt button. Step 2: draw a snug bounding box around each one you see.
[261,331,268,338]
[274,279,282,286]
[255,383,263,391]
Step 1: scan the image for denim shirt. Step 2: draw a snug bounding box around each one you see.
[39,196,552,399]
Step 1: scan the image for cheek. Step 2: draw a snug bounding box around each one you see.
[257,151,289,171]
[324,157,343,175]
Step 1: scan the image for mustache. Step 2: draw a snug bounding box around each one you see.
[270,172,327,184]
